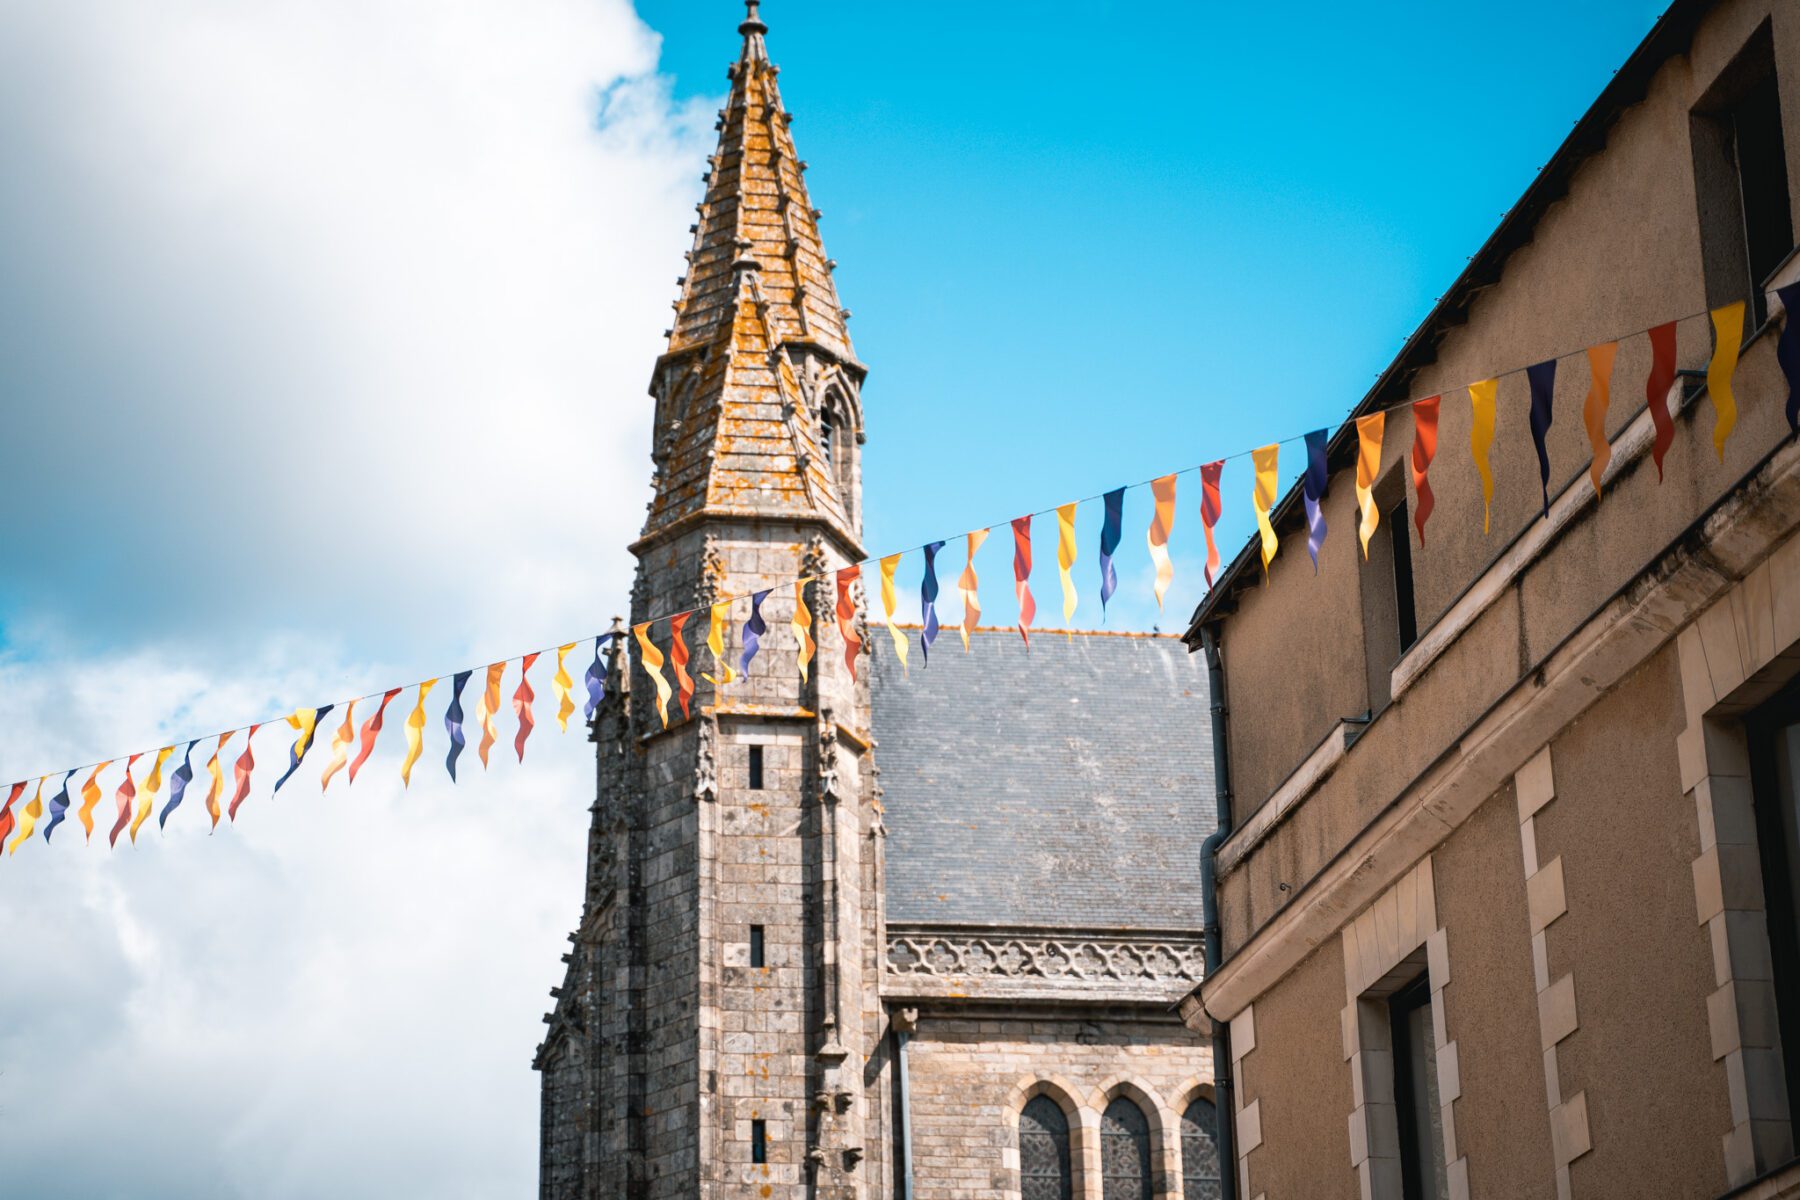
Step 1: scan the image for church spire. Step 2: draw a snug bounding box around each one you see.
[641,1,866,553]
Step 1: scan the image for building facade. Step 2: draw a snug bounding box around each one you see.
[1183,2,1800,1198]
[536,7,1219,1197]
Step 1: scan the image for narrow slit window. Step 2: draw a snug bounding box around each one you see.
[748,745,764,790]
[1389,493,1418,653]
[749,925,765,968]
[751,1118,767,1164]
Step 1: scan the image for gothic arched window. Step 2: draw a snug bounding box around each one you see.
[818,408,835,470]
[1181,1096,1222,1200]
[1101,1096,1152,1200]
[1018,1094,1072,1200]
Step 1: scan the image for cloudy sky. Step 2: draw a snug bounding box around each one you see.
[0,1,1662,1195]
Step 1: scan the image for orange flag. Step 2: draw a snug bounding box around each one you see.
[959,529,988,651]
[1012,516,1035,646]
[478,661,505,767]
[514,652,540,760]
[1146,474,1177,608]
[349,688,401,784]
[203,735,231,830]
[1411,396,1441,544]
[836,566,863,680]
[78,761,111,840]
[1584,342,1619,498]
[633,622,672,729]
[669,615,695,720]
[1354,413,1385,558]
[320,700,357,792]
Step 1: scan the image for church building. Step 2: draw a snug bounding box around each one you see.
[534,5,1220,1198]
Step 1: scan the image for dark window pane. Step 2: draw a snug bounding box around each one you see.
[748,745,764,790]
[1749,682,1800,1146]
[1390,975,1447,1200]
[1181,1097,1222,1200]
[1019,1095,1072,1200]
[1101,1097,1152,1200]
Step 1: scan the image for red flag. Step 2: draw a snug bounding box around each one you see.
[1200,461,1225,586]
[110,753,141,846]
[1647,320,1678,481]
[0,781,23,853]
[514,653,540,760]
[229,727,258,822]
[1411,396,1441,543]
[836,566,863,681]
[668,615,694,721]
[1011,516,1035,646]
[350,688,402,784]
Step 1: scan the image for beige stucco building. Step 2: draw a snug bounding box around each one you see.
[1183,2,1800,1198]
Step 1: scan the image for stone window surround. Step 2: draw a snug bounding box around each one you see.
[1337,858,1467,1200]
[1675,532,1800,1185]
[1001,1076,1215,1200]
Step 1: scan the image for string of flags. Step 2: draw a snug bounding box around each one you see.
[4,289,1798,856]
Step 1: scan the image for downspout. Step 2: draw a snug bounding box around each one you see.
[893,1015,916,1200]
[1199,624,1238,1200]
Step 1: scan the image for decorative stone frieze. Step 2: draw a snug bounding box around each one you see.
[884,925,1203,1003]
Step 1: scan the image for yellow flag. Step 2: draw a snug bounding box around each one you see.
[1354,413,1385,558]
[133,746,173,843]
[400,679,436,787]
[1146,475,1177,609]
[1709,300,1745,460]
[1251,444,1280,578]
[792,581,815,683]
[1056,502,1079,631]
[320,700,356,792]
[8,779,43,854]
[959,529,988,651]
[553,642,578,731]
[634,621,673,728]
[478,662,504,767]
[702,603,737,687]
[1469,379,1499,533]
[879,553,910,674]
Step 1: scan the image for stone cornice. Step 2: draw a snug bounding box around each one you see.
[883,924,1204,1006]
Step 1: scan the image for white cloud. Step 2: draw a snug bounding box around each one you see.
[0,1,713,1194]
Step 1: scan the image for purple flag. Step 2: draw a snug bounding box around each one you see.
[1527,359,1557,518]
[444,670,473,781]
[1302,428,1329,570]
[738,591,770,677]
[584,634,615,720]
[1098,487,1124,618]
[44,768,75,842]
[159,741,197,829]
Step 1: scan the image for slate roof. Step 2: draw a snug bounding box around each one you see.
[871,628,1215,930]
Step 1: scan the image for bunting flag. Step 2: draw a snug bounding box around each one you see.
[9,780,43,854]
[1469,379,1499,532]
[477,662,504,768]
[112,752,141,839]
[1526,359,1557,518]
[1098,488,1124,619]
[78,760,110,839]
[1056,503,1078,627]
[133,746,173,843]
[634,622,672,729]
[1012,516,1035,645]
[553,643,579,731]
[401,681,435,788]
[274,706,330,795]
[319,701,356,792]
[1411,396,1441,543]
[702,604,738,687]
[229,730,257,821]
[1301,430,1329,571]
[44,768,75,842]
[959,529,987,651]
[203,735,230,830]
[920,541,944,664]
[739,594,769,679]
[836,566,863,680]
[444,670,473,781]
[0,780,23,851]
[514,651,540,760]
[585,636,612,720]
[1354,413,1385,557]
[350,688,401,784]
[1646,320,1679,480]
[1147,475,1177,607]
[1251,444,1280,577]
[879,554,910,673]
[1778,284,1800,434]
[1200,461,1225,586]
[792,580,816,683]
[158,741,198,830]
[669,614,695,720]
[1709,300,1746,460]
[1584,342,1619,498]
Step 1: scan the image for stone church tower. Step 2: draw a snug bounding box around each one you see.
[536,4,887,1196]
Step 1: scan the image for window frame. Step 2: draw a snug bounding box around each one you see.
[1747,678,1800,1147]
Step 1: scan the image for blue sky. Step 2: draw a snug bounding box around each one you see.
[0,2,1670,1195]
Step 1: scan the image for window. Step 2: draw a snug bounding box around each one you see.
[819,410,835,470]
[1180,1096,1222,1200]
[751,1118,767,1164]
[748,745,764,790]
[1692,22,1793,327]
[1389,492,1417,653]
[1100,1096,1152,1200]
[1018,1095,1072,1200]
[749,925,765,969]
[1389,974,1448,1200]
[1360,470,1416,711]
[1748,680,1800,1143]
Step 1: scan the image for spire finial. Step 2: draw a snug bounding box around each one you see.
[737,0,769,64]
[740,1,767,36]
